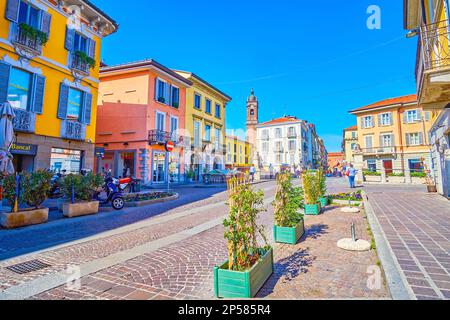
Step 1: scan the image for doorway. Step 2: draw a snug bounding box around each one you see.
[383,160,393,175]
[152,151,166,184]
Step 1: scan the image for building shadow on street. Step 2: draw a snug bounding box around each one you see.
[304,223,329,240]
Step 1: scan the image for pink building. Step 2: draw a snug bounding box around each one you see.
[95,60,192,185]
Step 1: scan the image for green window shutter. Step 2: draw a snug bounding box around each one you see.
[5,0,20,22]
[65,27,75,51]
[82,92,93,125]
[0,61,11,103]
[58,83,69,119]
[31,74,46,114]
[40,12,52,37]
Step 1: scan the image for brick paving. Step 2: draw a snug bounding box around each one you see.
[365,188,450,300]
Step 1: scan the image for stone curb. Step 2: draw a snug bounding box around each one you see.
[124,193,180,207]
[362,190,415,300]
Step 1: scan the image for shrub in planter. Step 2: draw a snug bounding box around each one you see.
[302,170,321,215]
[214,177,272,299]
[1,171,52,229]
[59,173,103,217]
[363,171,381,176]
[317,169,328,207]
[272,172,304,245]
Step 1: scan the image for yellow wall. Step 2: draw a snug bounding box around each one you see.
[226,136,253,167]
[0,0,106,142]
[176,72,228,146]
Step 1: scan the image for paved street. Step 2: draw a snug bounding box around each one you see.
[0,179,388,300]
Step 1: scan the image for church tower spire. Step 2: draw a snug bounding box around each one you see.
[246,88,259,167]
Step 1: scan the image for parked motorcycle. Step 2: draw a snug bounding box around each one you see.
[93,176,131,210]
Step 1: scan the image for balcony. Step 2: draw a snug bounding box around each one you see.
[70,52,90,77]
[11,23,42,58]
[362,146,396,156]
[61,120,86,141]
[416,20,450,108]
[12,109,36,133]
[149,130,183,146]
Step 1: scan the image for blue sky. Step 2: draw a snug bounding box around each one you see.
[94,0,417,152]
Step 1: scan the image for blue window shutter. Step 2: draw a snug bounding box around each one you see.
[0,61,11,103]
[5,0,20,22]
[65,27,75,51]
[82,92,93,125]
[164,82,169,104]
[31,74,45,114]
[168,84,173,106]
[88,38,96,59]
[40,12,51,37]
[58,83,69,119]
[155,78,160,101]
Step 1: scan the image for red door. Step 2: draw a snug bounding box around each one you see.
[383,160,393,175]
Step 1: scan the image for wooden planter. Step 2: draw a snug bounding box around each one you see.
[427,185,437,193]
[214,248,273,299]
[388,176,405,184]
[63,201,100,218]
[274,219,305,245]
[304,203,321,215]
[1,207,49,229]
[319,197,329,207]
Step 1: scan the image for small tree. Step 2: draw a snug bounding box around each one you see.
[60,173,103,202]
[317,168,327,198]
[3,174,21,212]
[224,177,268,271]
[273,172,304,228]
[302,170,320,205]
[22,170,53,209]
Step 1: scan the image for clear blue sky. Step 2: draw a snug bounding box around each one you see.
[94,0,417,152]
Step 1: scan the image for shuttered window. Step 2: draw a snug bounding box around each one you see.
[58,83,92,124]
[67,88,83,121]
[7,67,32,110]
[7,1,52,39]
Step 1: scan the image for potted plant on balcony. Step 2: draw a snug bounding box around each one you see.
[74,51,96,70]
[302,170,321,215]
[60,173,103,218]
[272,172,304,245]
[317,169,329,207]
[1,170,52,229]
[19,23,49,46]
[214,177,272,299]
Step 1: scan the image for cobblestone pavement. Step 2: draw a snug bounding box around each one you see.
[27,180,388,300]
[365,187,450,300]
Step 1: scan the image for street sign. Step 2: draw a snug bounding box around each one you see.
[165,141,175,152]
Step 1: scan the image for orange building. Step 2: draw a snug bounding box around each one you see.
[95,60,192,185]
[327,152,345,170]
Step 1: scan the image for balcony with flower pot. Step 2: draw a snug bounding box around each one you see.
[11,23,47,59]
[70,51,95,78]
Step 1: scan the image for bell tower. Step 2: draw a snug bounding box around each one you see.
[246,88,258,147]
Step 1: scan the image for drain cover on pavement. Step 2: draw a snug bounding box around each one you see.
[5,259,51,274]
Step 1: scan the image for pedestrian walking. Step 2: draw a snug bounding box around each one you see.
[249,164,256,182]
[346,164,357,188]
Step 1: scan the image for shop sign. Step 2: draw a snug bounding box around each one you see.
[10,143,37,156]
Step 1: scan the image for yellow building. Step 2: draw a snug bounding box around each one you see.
[342,125,358,163]
[404,1,450,196]
[225,135,253,169]
[174,70,231,179]
[0,0,117,173]
[349,95,438,175]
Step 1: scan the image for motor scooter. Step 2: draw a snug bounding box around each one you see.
[94,176,131,210]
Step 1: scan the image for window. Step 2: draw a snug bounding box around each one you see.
[156,112,165,132]
[205,125,211,141]
[367,159,377,172]
[351,143,357,150]
[262,142,269,153]
[276,154,282,163]
[405,110,420,123]
[170,117,178,137]
[364,135,373,149]
[406,133,422,146]
[18,1,40,29]
[275,128,282,138]
[262,129,269,139]
[215,103,221,118]
[275,141,282,152]
[351,132,357,139]
[50,148,82,174]
[250,109,255,116]
[7,67,32,110]
[156,79,168,103]
[205,99,211,114]
[240,145,243,154]
[193,121,201,147]
[408,159,424,173]
[215,128,221,150]
[74,33,88,54]
[380,134,393,147]
[67,88,83,121]
[289,140,296,151]
[171,86,179,108]
[362,116,374,128]
[379,113,392,126]
[288,127,296,137]
[194,93,201,109]
[228,154,231,162]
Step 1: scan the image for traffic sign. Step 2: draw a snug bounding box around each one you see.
[165,141,175,152]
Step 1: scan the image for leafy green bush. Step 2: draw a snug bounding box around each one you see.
[60,173,103,202]
[411,172,426,178]
[302,170,320,205]
[364,171,381,176]
[317,168,327,198]
[224,178,269,271]
[273,172,304,228]
[75,50,96,69]
[2,174,20,211]
[19,23,48,46]
[388,172,405,177]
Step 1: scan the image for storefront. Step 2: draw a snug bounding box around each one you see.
[11,143,37,173]
[50,148,83,174]
[97,149,137,178]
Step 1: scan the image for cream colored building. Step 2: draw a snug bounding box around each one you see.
[342,125,358,163]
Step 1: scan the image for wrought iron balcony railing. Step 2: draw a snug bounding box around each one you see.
[11,23,42,56]
[70,52,90,75]
[61,120,86,141]
[12,109,36,133]
[420,20,450,73]
[149,130,183,146]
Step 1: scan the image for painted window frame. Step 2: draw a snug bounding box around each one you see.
[155,110,166,132]
[215,103,221,119]
[205,98,212,114]
[7,66,33,111]
[67,87,84,121]
[194,93,202,110]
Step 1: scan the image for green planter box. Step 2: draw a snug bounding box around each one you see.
[214,248,274,299]
[273,219,305,245]
[319,197,329,207]
[304,203,321,215]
